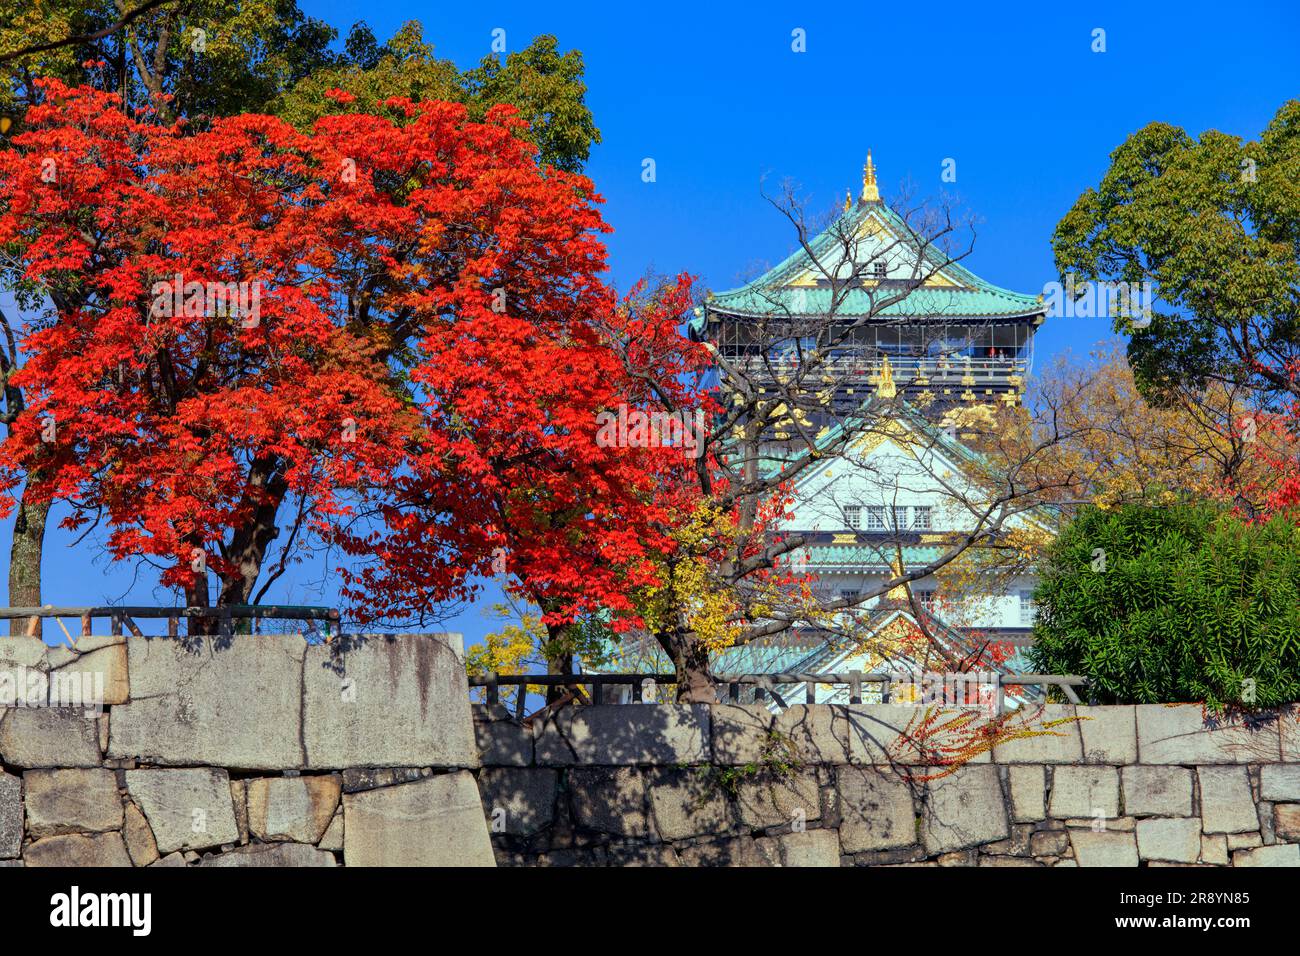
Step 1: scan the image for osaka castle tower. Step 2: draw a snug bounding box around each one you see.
[689,153,1046,416]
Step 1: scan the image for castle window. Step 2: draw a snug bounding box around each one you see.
[869,261,887,279]
[913,506,932,530]
[892,506,909,530]
[865,506,887,530]
[843,505,861,529]
[1019,590,1037,626]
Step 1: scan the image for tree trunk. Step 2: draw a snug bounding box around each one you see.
[663,625,716,703]
[185,566,215,636]
[7,488,49,637]
[544,616,576,704]
[213,457,288,633]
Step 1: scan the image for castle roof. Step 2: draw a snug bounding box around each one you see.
[693,158,1045,334]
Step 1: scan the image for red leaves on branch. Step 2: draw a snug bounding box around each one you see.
[0,79,714,619]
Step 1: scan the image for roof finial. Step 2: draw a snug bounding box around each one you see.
[843,188,852,214]
[861,149,880,203]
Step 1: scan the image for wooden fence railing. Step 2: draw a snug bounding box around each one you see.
[0,605,338,639]
[469,671,1090,719]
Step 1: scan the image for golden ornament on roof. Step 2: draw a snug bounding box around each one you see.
[875,355,897,399]
[861,150,880,203]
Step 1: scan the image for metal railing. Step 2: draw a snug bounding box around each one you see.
[0,605,338,639]
[724,354,1029,383]
[469,671,1090,719]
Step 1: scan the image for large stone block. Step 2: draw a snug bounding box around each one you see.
[122,802,159,867]
[1260,765,1300,802]
[1273,804,1300,842]
[920,765,1008,854]
[0,771,19,859]
[1279,704,1300,761]
[25,832,131,867]
[844,704,992,765]
[1030,829,1070,856]
[1049,766,1120,819]
[1070,830,1138,867]
[1232,844,1300,866]
[246,775,341,843]
[773,829,840,867]
[46,638,130,706]
[1007,765,1046,823]
[1136,704,1278,764]
[676,835,773,867]
[343,771,494,866]
[1078,706,1137,764]
[1121,766,1193,817]
[567,766,652,837]
[474,714,533,767]
[1198,767,1258,834]
[0,637,47,670]
[477,768,558,838]
[837,766,916,852]
[711,705,777,764]
[108,636,303,769]
[992,706,1082,763]
[0,707,101,767]
[734,770,821,829]
[1136,817,1202,863]
[303,635,477,769]
[125,767,240,853]
[201,843,337,867]
[319,812,343,852]
[533,705,709,765]
[645,767,731,841]
[774,705,855,763]
[23,768,122,837]
[1201,833,1229,865]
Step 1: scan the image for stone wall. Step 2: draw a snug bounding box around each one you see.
[475,702,1300,867]
[5,635,1300,868]
[0,633,495,866]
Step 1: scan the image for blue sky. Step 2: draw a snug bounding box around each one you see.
[4,0,1299,645]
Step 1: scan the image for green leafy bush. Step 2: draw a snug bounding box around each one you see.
[1027,504,1300,710]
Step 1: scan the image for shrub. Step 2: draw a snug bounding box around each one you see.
[1027,503,1300,710]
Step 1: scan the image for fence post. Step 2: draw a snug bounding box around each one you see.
[849,670,862,705]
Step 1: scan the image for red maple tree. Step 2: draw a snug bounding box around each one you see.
[0,79,707,626]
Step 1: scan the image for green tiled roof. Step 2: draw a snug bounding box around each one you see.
[693,199,1043,333]
[803,544,947,569]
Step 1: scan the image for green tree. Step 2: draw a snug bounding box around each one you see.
[1027,503,1300,711]
[1052,100,1300,410]
[278,23,600,171]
